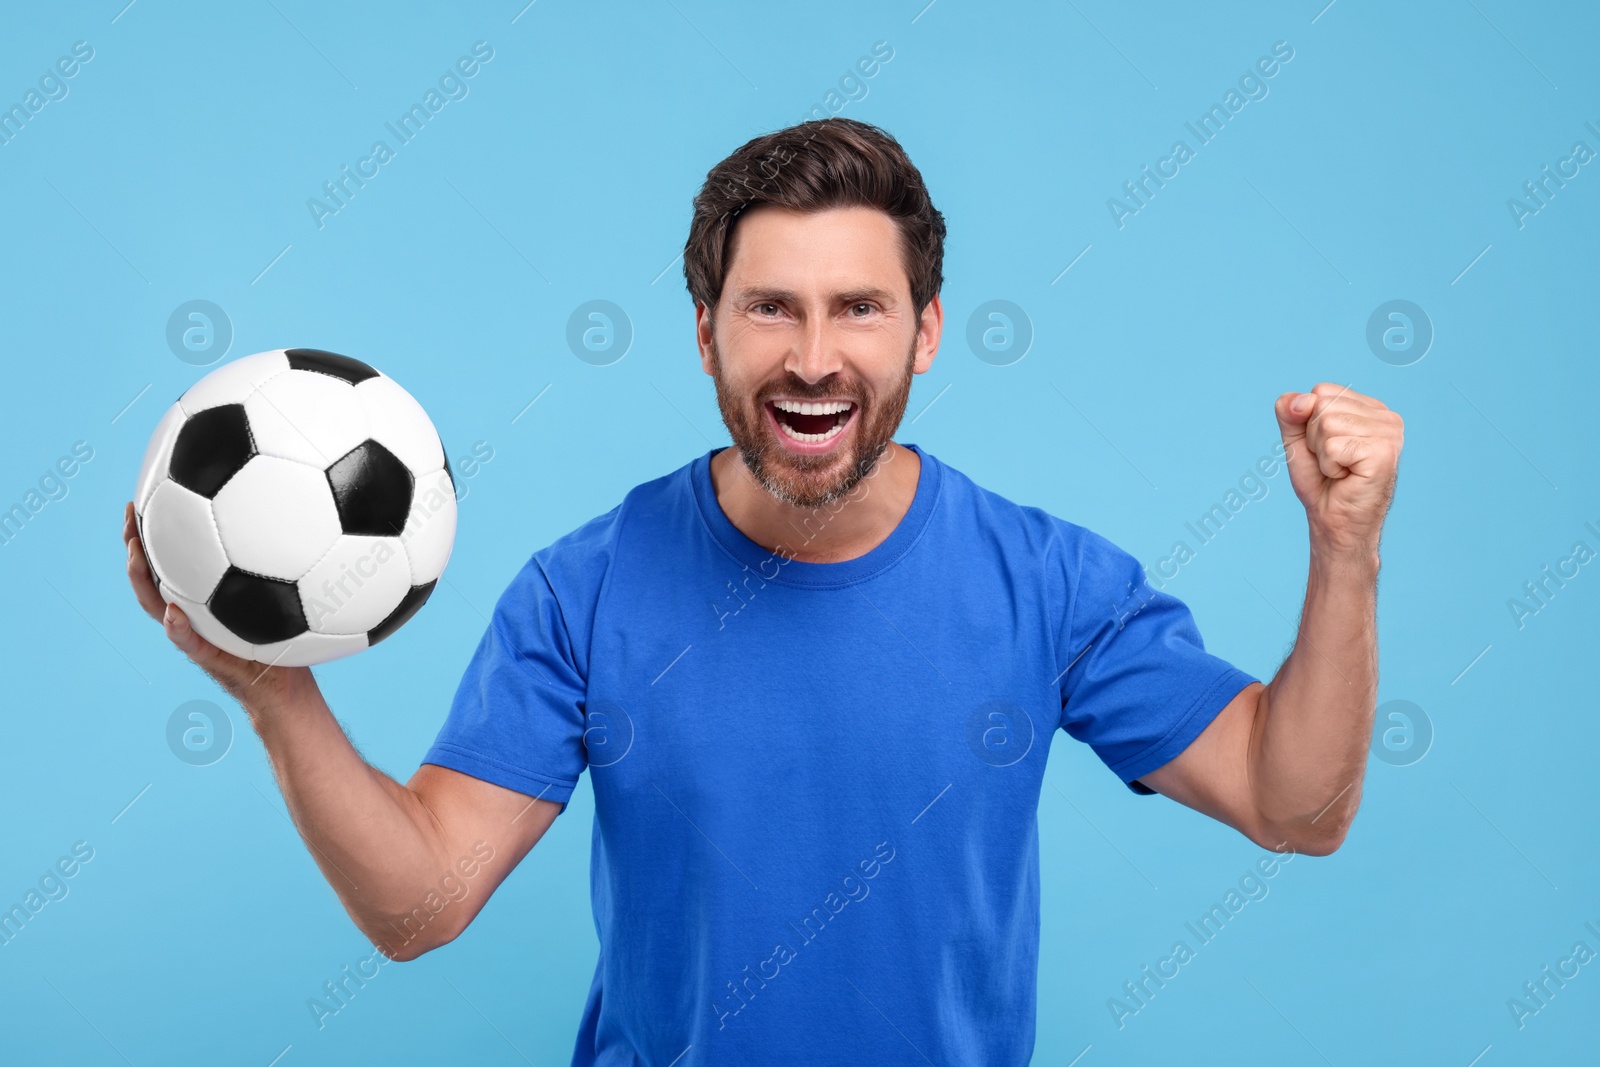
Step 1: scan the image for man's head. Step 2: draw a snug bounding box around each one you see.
[684,118,946,509]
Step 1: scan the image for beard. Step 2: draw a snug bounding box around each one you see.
[710,334,918,510]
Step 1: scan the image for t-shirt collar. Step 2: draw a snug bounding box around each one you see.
[690,442,942,589]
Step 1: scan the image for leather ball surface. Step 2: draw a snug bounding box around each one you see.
[133,349,456,666]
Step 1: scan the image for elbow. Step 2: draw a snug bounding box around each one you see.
[1253,812,1354,857]
[1249,779,1362,857]
[358,916,467,963]
[381,940,430,964]
[370,933,448,964]
[1282,827,1347,857]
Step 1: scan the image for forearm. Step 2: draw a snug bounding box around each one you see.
[1251,544,1379,851]
[245,683,459,953]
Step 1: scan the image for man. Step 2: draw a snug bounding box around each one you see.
[123,117,1403,1064]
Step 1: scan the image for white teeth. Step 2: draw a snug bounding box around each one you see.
[773,399,852,415]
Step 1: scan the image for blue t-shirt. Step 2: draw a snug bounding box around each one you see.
[424,444,1256,1066]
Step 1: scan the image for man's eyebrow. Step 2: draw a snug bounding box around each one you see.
[729,285,898,304]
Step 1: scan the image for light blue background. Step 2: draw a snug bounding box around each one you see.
[1,0,1595,1063]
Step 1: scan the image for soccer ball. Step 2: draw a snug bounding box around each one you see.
[133,348,457,667]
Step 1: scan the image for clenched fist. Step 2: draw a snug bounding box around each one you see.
[1274,383,1404,560]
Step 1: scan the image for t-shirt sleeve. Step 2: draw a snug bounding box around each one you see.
[422,553,589,808]
[1055,524,1258,795]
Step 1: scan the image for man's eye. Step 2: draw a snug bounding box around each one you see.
[754,303,780,316]
[849,303,874,316]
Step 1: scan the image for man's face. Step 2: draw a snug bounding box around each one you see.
[697,205,941,509]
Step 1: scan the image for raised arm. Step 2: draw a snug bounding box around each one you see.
[125,501,558,959]
[1137,384,1404,855]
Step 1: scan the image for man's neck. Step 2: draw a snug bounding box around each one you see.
[708,441,922,564]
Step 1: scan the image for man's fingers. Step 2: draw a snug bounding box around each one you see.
[1304,409,1376,455]
[138,506,281,695]
[162,602,258,690]
[1316,435,1377,479]
[162,603,226,671]
[1309,382,1387,411]
[1305,404,1403,469]
[126,535,168,621]
[1278,387,1401,503]
[122,500,165,619]
[1314,442,1350,480]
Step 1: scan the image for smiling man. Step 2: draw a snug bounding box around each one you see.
[125,117,1403,1065]
[699,194,935,563]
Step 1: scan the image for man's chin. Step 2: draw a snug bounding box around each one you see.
[750,456,850,508]
[744,433,885,509]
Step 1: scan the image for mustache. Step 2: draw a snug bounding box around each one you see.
[756,378,864,403]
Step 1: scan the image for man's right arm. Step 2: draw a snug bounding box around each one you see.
[124,502,557,960]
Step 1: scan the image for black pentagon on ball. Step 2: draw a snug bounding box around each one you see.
[327,439,413,536]
[169,403,255,498]
[368,579,437,646]
[209,566,308,644]
[285,348,379,385]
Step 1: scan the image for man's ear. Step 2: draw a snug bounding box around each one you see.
[695,302,716,375]
[914,292,943,374]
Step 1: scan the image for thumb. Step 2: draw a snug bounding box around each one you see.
[1275,389,1315,432]
[1275,391,1322,491]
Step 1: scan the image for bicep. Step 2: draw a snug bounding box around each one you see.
[405,763,564,932]
[1135,681,1276,847]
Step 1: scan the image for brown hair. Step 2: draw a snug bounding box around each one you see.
[683,117,946,323]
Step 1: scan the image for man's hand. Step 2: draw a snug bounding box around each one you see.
[123,500,314,715]
[1275,383,1405,559]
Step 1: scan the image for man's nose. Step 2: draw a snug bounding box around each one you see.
[785,314,843,385]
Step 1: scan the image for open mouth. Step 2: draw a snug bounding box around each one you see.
[766,398,855,447]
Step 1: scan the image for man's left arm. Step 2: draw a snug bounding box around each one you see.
[1138,382,1405,856]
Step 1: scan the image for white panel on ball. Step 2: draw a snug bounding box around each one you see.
[142,480,231,603]
[212,455,342,580]
[298,534,413,635]
[179,350,290,416]
[134,403,186,515]
[400,468,457,584]
[356,374,445,476]
[245,370,371,469]
[255,630,369,668]
[160,585,256,661]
